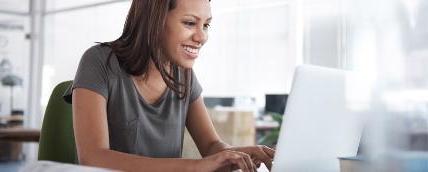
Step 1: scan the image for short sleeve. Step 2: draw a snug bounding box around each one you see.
[189,70,202,103]
[64,45,110,103]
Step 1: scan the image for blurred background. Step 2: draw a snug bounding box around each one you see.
[0,0,427,171]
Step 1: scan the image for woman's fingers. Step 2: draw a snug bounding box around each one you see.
[236,151,257,172]
[222,150,256,172]
[225,145,276,171]
[261,145,275,170]
[252,157,262,168]
[229,157,249,172]
[247,145,274,170]
[261,145,275,158]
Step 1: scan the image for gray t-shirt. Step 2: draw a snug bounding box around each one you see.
[64,44,202,158]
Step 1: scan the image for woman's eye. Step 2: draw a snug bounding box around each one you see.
[183,21,196,26]
[203,23,211,30]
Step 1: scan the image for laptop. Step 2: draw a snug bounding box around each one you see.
[270,65,365,172]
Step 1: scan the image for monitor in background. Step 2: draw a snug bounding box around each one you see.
[265,94,288,115]
[203,97,234,108]
[272,65,365,172]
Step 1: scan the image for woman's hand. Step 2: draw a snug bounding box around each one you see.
[228,145,275,170]
[196,149,257,172]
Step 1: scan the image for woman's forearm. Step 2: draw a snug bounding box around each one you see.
[80,149,198,172]
[203,140,230,157]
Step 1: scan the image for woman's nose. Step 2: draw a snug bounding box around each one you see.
[192,27,208,46]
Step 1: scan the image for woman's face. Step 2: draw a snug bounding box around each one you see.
[163,0,212,68]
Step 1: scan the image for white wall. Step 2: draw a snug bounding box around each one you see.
[0,0,29,12]
[41,1,130,109]
[195,0,294,98]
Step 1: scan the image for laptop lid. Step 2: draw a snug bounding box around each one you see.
[272,65,364,172]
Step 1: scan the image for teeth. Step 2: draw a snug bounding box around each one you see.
[183,46,198,54]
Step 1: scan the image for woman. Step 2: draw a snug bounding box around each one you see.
[67,0,275,171]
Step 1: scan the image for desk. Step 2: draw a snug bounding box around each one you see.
[0,114,39,142]
[0,127,39,161]
[0,128,40,142]
[0,115,24,122]
[20,161,114,172]
[255,120,279,131]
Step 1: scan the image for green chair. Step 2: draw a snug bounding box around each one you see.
[38,81,78,164]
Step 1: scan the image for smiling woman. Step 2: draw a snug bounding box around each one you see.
[163,0,212,68]
[65,0,274,172]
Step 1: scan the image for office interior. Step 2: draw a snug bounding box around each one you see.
[0,0,427,171]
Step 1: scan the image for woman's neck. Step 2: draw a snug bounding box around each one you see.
[131,59,168,104]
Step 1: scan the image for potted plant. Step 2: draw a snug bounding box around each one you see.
[258,112,283,148]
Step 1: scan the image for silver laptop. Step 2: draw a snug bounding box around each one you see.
[271,65,365,172]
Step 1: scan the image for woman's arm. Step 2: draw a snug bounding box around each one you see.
[185,97,230,157]
[186,96,275,170]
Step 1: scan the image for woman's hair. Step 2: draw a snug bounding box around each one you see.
[104,0,209,99]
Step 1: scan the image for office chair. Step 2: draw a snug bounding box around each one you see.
[38,81,78,164]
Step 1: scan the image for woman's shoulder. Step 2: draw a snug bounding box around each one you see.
[83,43,114,60]
[81,43,121,66]
[79,43,122,74]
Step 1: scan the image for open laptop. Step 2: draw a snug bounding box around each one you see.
[270,65,365,172]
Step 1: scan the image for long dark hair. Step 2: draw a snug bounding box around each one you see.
[104,0,209,99]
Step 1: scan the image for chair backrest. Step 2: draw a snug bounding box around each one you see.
[38,81,77,164]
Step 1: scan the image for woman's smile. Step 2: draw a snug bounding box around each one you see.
[182,44,200,59]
